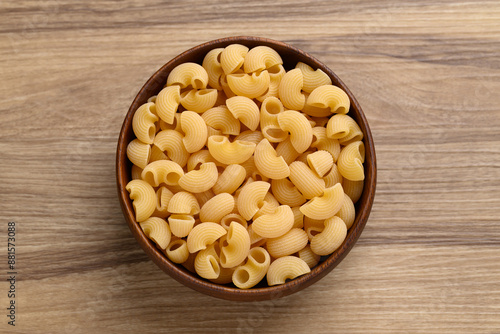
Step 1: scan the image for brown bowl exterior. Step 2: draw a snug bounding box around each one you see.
[116,36,376,301]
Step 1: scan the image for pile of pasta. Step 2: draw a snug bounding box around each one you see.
[126,44,365,289]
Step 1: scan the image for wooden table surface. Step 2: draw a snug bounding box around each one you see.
[1,1,499,333]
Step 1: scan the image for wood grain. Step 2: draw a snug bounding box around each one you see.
[1,0,499,332]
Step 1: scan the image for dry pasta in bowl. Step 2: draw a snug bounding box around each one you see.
[117,36,376,301]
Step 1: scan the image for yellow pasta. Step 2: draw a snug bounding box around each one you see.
[310,216,347,256]
[253,192,280,220]
[271,178,307,207]
[227,71,270,99]
[156,85,181,124]
[304,217,325,241]
[337,141,365,181]
[311,126,341,162]
[131,164,143,180]
[275,137,300,165]
[254,139,290,180]
[167,191,200,215]
[278,68,305,110]
[247,224,266,248]
[141,160,184,187]
[187,222,227,253]
[212,164,246,195]
[180,88,218,113]
[291,206,305,229]
[166,62,208,89]
[132,102,158,144]
[126,179,156,223]
[207,135,256,165]
[159,113,182,132]
[237,180,270,220]
[193,189,216,208]
[256,64,286,102]
[180,111,208,153]
[297,245,321,268]
[152,186,174,218]
[336,193,355,229]
[220,222,251,268]
[168,214,195,238]
[194,243,221,280]
[326,114,363,145]
[307,85,350,115]
[140,217,171,249]
[324,163,343,188]
[178,162,218,193]
[295,62,332,93]
[252,205,294,238]
[186,149,222,172]
[266,256,311,286]
[244,46,283,73]
[232,247,271,289]
[260,96,288,143]
[220,213,248,231]
[127,139,151,169]
[277,110,313,154]
[220,44,249,75]
[202,47,224,90]
[219,73,236,98]
[165,239,190,264]
[226,96,260,131]
[153,130,189,167]
[266,228,308,258]
[149,145,168,163]
[234,130,264,145]
[342,179,364,204]
[201,106,240,136]
[289,161,325,199]
[307,150,334,178]
[300,183,345,220]
[199,193,235,223]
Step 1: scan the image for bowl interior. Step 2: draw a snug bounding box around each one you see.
[116,36,376,301]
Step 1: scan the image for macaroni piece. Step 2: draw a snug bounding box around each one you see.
[226,96,260,131]
[307,150,334,178]
[275,137,300,165]
[337,141,365,181]
[180,89,218,114]
[234,130,265,145]
[310,216,347,256]
[207,135,256,165]
[126,179,156,223]
[266,256,311,286]
[149,145,168,163]
[278,68,305,110]
[155,85,181,124]
[168,214,196,238]
[140,217,171,249]
[237,181,270,220]
[132,102,158,144]
[289,161,325,199]
[336,193,355,229]
[227,71,270,99]
[266,228,308,258]
[295,62,332,93]
[311,126,341,162]
[199,193,235,223]
[326,114,363,145]
[232,247,271,289]
[187,222,227,253]
[220,213,248,231]
[166,62,208,89]
[307,85,350,115]
[180,111,208,153]
[194,243,221,279]
[201,106,240,135]
[256,64,286,102]
[220,222,251,268]
[291,206,305,229]
[260,96,287,143]
[254,139,290,180]
[166,239,190,264]
[127,139,151,169]
[244,46,283,73]
[178,162,218,193]
[252,205,294,238]
[153,130,189,167]
[342,179,364,204]
[167,191,200,215]
[297,245,321,268]
[300,183,345,220]
[202,48,224,90]
[212,164,246,195]
[152,186,174,218]
[324,163,343,188]
[141,160,184,187]
[186,149,221,172]
[277,110,313,154]
[271,178,307,207]
[220,44,249,75]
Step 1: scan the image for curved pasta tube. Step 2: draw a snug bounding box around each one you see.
[194,189,215,208]
[212,164,246,195]
[295,62,332,93]
[260,96,287,143]
[235,130,264,145]
[237,181,270,220]
[149,145,168,163]
[220,213,248,231]
[337,141,365,181]
[167,191,200,215]
[152,186,174,218]
[298,245,321,268]
[132,102,158,144]
[220,44,249,75]
[324,163,343,188]
[266,228,308,258]
[194,243,221,280]
[168,214,196,238]
[252,205,294,238]
[266,256,311,286]
[289,161,325,199]
[336,193,355,229]
[254,139,290,180]
[126,180,156,222]
[227,71,270,99]
[307,150,334,178]
[278,68,305,110]
[244,46,283,73]
[141,160,184,187]
[156,85,181,124]
[187,222,227,253]
[207,136,256,165]
[187,149,224,172]
[199,193,235,223]
[220,73,236,98]
[165,239,190,264]
[277,110,313,154]
[291,206,304,229]
[153,130,189,167]
[326,114,364,145]
[127,139,151,169]
[342,179,364,204]
[275,137,300,165]
[300,183,345,220]
[180,111,208,153]
[310,216,347,256]
[201,106,240,136]
[166,62,208,89]
[140,217,171,249]
[178,162,218,193]
[304,216,325,241]
[226,96,260,131]
[271,178,307,207]
[253,192,280,220]
[202,47,224,90]
[311,126,341,162]
[256,64,286,102]
[307,85,350,115]
[232,247,271,289]
[180,88,218,113]
[247,225,266,248]
[220,222,251,268]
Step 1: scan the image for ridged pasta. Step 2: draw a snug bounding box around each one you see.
[178,162,218,193]
[304,217,325,241]
[153,130,189,167]
[168,214,196,238]
[254,139,290,180]
[202,47,224,90]
[141,160,184,187]
[207,135,256,165]
[244,46,283,73]
[275,137,300,165]
[187,222,227,253]
[220,222,251,268]
[311,126,341,162]
[247,225,266,248]
[289,161,325,199]
[307,85,350,115]
[232,247,270,289]
[278,68,305,110]
[266,256,311,286]
[127,139,151,169]
[159,113,181,132]
[220,73,236,98]
[152,186,174,218]
[277,110,313,154]
[271,178,307,207]
[132,102,158,144]
[326,114,363,145]
[126,179,156,222]
[165,239,190,264]
[199,193,235,223]
[220,44,249,75]
[227,71,270,99]
[252,205,294,238]
[260,96,287,143]
[307,150,334,178]
[234,130,264,145]
[194,243,221,279]
[266,228,308,258]
[337,141,365,181]
[149,145,168,163]
[180,111,208,153]
[291,206,305,229]
[186,149,221,172]
[310,216,347,256]
[295,62,332,93]
[156,86,181,124]
[220,213,248,231]
[212,164,246,195]
[226,96,260,131]
[167,191,200,215]
[324,163,343,188]
[201,106,240,135]
[297,245,321,268]
[180,88,218,113]
[166,62,208,89]
[253,192,280,220]
[140,217,171,249]
[336,193,355,229]
[300,183,345,220]
[193,189,215,208]
[256,64,286,102]
[237,181,270,220]
[342,179,364,204]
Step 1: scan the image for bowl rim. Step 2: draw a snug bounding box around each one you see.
[116,36,377,301]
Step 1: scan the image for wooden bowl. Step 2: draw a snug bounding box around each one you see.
[116,36,376,301]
